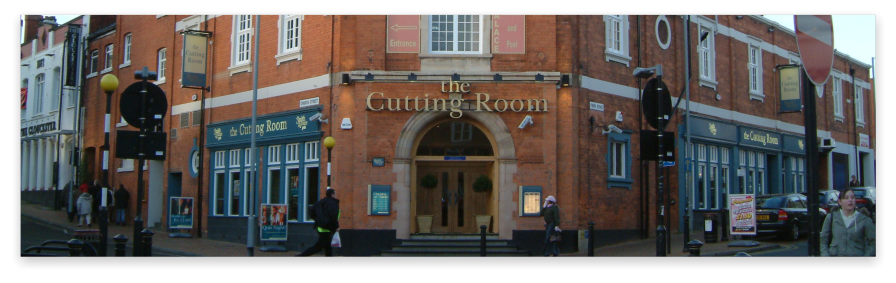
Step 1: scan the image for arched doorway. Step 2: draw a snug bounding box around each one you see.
[413,119,495,234]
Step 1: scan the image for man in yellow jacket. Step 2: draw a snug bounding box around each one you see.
[297,188,340,256]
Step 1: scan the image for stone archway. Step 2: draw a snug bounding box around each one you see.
[391,111,518,239]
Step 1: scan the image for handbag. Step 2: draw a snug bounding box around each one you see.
[330,231,342,248]
[549,230,561,242]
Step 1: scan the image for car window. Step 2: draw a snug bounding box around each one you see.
[787,197,804,208]
[853,190,867,198]
[757,197,786,208]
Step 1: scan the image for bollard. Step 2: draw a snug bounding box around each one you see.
[98,206,108,256]
[480,225,487,257]
[113,234,128,257]
[133,217,144,256]
[588,221,595,257]
[734,252,751,257]
[142,229,154,257]
[720,209,729,241]
[687,240,704,257]
[67,239,83,257]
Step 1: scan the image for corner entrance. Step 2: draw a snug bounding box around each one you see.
[416,162,492,233]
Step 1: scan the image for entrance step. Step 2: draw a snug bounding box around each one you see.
[380,234,531,257]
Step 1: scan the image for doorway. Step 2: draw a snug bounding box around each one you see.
[416,162,491,233]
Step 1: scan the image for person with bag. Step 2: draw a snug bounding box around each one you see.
[297,188,340,257]
[76,191,94,227]
[820,188,875,256]
[114,184,130,226]
[540,195,561,257]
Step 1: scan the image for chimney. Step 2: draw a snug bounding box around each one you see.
[22,15,42,43]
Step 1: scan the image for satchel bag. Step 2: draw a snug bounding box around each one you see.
[549,230,561,242]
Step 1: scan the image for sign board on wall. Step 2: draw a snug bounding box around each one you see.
[860,134,870,148]
[519,186,542,216]
[492,15,525,54]
[182,32,209,89]
[368,185,391,216]
[386,15,420,53]
[779,65,802,113]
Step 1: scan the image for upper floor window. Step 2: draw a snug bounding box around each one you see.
[89,50,98,74]
[604,15,631,66]
[833,77,844,119]
[606,132,633,189]
[104,44,114,71]
[157,48,167,83]
[305,141,319,162]
[276,15,303,65]
[36,59,45,68]
[32,74,45,116]
[855,84,865,126]
[748,45,763,98]
[123,33,132,65]
[698,26,717,89]
[51,68,60,111]
[286,143,301,163]
[429,15,482,54]
[233,15,253,66]
[214,151,225,168]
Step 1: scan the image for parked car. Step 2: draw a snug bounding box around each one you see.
[755,194,826,241]
[850,187,876,222]
[816,190,841,213]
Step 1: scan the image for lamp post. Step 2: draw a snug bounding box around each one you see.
[634,65,667,256]
[324,136,335,191]
[99,74,118,256]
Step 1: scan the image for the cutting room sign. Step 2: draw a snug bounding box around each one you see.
[21,122,56,137]
[366,80,548,118]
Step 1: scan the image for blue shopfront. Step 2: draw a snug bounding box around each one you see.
[205,108,323,250]
[678,116,805,233]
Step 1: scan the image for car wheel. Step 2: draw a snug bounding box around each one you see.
[788,223,800,241]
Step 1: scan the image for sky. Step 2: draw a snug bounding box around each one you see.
[41,14,875,69]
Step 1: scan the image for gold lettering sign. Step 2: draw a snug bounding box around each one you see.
[367,81,548,119]
[214,128,223,141]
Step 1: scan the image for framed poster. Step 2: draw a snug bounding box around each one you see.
[368,185,391,216]
[168,197,194,229]
[260,204,288,241]
[729,194,757,235]
[519,186,542,216]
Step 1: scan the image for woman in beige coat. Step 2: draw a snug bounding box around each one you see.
[820,188,875,256]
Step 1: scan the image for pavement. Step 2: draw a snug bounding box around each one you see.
[21,201,780,257]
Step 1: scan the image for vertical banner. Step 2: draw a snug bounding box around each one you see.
[492,15,525,54]
[386,15,420,53]
[64,25,81,87]
[169,197,194,229]
[779,65,802,112]
[260,204,288,241]
[729,194,756,235]
[182,32,209,89]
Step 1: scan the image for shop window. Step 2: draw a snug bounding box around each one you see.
[304,166,320,222]
[429,15,482,54]
[606,132,633,189]
[286,143,301,163]
[604,15,631,66]
[305,142,319,161]
[230,149,241,167]
[214,172,225,215]
[268,168,282,204]
[287,166,301,221]
[276,15,303,65]
[243,169,254,216]
[229,170,241,216]
[268,145,281,164]
[697,163,706,209]
[245,148,252,166]
[214,151,225,168]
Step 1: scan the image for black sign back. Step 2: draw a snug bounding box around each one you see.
[119,82,168,129]
[641,78,673,130]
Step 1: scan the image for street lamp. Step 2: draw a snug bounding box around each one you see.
[98,73,118,256]
[324,136,335,191]
[633,64,667,256]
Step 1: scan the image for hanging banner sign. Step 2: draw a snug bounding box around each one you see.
[260,204,288,241]
[729,194,756,235]
[65,25,81,87]
[779,65,802,113]
[169,197,194,229]
[182,32,209,89]
[492,15,525,54]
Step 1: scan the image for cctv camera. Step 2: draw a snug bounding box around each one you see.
[309,113,322,121]
[518,115,534,129]
[608,124,623,133]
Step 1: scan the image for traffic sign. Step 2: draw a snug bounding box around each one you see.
[115,130,167,160]
[641,78,672,130]
[794,15,835,85]
[119,82,168,129]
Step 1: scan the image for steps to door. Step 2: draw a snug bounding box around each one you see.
[379,234,531,257]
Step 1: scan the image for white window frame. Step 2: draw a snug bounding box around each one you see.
[33,74,44,116]
[748,43,764,100]
[428,15,483,54]
[228,169,241,216]
[245,148,252,166]
[609,140,626,178]
[230,149,241,167]
[243,168,254,216]
[88,50,98,77]
[855,83,865,127]
[268,145,281,165]
[214,151,225,168]
[121,33,132,68]
[267,168,283,205]
[286,143,301,163]
[156,48,167,84]
[276,15,303,65]
[697,163,707,209]
[833,76,844,121]
[213,171,225,216]
[229,15,253,75]
[117,158,134,172]
[604,15,632,66]
[710,164,719,209]
[101,44,113,74]
[305,142,319,162]
[50,68,60,112]
[285,165,301,222]
[303,164,320,223]
[698,25,717,90]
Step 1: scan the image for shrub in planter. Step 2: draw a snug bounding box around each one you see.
[472,175,492,193]
[421,174,438,189]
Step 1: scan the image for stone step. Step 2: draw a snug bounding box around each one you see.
[391,245,521,252]
[409,234,499,240]
[399,239,511,246]
[380,250,531,257]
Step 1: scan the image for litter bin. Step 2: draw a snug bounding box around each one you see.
[73,229,101,256]
[703,212,718,243]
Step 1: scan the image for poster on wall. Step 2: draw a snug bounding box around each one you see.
[260,204,288,241]
[729,194,756,235]
[169,197,194,229]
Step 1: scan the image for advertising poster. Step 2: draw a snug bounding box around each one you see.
[260,204,288,241]
[169,197,194,229]
[729,194,756,235]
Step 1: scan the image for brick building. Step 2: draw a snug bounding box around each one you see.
[73,15,874,255]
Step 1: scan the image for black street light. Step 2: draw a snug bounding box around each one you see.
[633,65,667,256]
[98,74,118,256]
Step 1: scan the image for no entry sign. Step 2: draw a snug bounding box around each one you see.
[794,15,835,85]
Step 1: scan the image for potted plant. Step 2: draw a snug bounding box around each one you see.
[417,174,438,233]
[472,175,493,232]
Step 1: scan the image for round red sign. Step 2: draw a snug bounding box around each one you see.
[794,15,835,85]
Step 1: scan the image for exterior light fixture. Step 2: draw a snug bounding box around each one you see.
[493,73,502,81]
[365,73,374,81]
[559,74,570,87]
[408,73,417,82]
[341,73,351,85]
[535,73,544,82]
[451,73,460,81]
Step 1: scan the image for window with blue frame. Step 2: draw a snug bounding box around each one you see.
[606,132,633,189]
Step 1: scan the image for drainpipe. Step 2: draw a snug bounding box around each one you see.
[683,15,693,251]
[850,65,860,185]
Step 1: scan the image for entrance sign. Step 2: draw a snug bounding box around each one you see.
[182,32,209,89]
[386,15,420,53]
[779,65,802,113]
[260,204,288,241]
[729,194,756,235]
[169,197,194,229]
[368,185,391,216]
[794,15,835,85]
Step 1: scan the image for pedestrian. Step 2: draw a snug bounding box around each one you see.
[820,188,876,256]
[541,195,561,257]
[68,183,84,222]
[114,184,130,226]
[297,188,340,257]
[77,191,93,228]
[88,180,101,220]
[849,175,860,187]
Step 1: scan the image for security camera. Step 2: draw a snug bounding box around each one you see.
[518,115,534,129]
[602,124,623,135]
[309,113,328,124]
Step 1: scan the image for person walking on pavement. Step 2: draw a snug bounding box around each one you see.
[68,183,85,222]
[88,180,101,221]
[820,188,876,256]
[114,184,130,226]
[541,195,561,256]
[77,191,94,227]
[849,175,860,187]
[297,188,340,257]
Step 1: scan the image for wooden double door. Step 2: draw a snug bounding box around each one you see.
[416,162,491,234]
